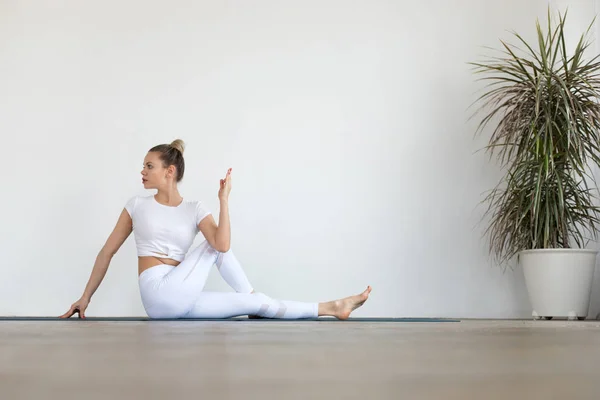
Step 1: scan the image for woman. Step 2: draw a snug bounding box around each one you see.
[60,139,371,320]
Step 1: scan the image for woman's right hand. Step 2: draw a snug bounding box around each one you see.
[218,168,232,201]
[59,297,90,319]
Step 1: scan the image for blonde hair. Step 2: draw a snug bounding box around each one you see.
[149,139,186,182]
[169,139,185,154]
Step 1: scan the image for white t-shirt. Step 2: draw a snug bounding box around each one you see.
[124,195,211,262]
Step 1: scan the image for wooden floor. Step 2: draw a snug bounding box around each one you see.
[2,320,600,399]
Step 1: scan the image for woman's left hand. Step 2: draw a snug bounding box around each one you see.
[218,168,232,201]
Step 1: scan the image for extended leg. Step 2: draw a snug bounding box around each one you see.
[184,292,318,319]
[183,286,373,320]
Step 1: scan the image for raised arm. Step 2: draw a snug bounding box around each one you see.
[59,208,133,318]
[198,168,232,253]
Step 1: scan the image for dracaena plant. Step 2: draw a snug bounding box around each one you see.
[470,8,600,266]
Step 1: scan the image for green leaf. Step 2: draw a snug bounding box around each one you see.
[471,6,600,267]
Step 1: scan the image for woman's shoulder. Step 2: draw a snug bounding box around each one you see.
[181,198,207,211]
[182,198,211,214]
[124,194,153,214]
[182,197,203,205]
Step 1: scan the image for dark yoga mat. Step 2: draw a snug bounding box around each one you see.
[0,316,459,322]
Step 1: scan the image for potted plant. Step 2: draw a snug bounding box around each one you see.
[471,8,600,320]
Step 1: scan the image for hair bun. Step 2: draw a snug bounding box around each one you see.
[170,139,185,154]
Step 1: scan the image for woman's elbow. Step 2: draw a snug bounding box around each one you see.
[218,244,230,253]
[214,241,230,253]
[212,234,230,253]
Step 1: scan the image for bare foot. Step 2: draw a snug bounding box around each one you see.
[332,286,372,320]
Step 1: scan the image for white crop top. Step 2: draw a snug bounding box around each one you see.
[124,195,211,262]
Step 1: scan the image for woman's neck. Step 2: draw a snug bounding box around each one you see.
[154,188,183,206]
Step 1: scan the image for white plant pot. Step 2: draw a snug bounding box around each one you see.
[519,249,598,320]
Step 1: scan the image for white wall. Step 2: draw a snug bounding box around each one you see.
[1,0,599,318]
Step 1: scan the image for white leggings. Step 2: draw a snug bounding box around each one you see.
[138,241,319,319]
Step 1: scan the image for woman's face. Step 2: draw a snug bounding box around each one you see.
[141,152,174,189]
